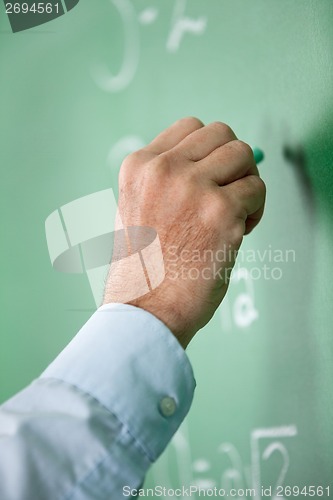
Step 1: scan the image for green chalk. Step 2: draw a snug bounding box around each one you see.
[252,147,264,164]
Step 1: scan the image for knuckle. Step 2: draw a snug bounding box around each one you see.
[210,121,235,137]
[179,116,204,128]
[120,150,138,169]
[153,152,173,173]
[126,148,147,165]
[249,175,266,197]
[230,220,246,247]
[205,191,229,225]
[120,149,176,188]
[207,193,245,246]
[143,153,175,186]
[233,140,253,160]
[119,149,146,183]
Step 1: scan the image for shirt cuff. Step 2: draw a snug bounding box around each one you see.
[41,303,196,462]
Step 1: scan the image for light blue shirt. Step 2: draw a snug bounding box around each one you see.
[0,304,196,499]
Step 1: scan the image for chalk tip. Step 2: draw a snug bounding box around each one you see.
[252,147,265,164]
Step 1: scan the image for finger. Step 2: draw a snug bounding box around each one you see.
[198,140,259,185]
[146,117,204,154]
[172,121,237,161]
[224,175,266,231]
[244,204,265,234]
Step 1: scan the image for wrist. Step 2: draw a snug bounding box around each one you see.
[126,288,195,350]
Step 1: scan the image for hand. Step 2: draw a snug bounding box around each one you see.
[103,118,266,348]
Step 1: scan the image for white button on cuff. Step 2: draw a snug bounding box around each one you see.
[159,396,177,417]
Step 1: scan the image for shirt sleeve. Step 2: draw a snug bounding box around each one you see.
[0,303,196,500]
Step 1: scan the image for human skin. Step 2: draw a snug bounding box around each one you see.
[103,117,266,348]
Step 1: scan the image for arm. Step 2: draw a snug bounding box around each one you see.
[0,304,195,499]
[104,117,266,348]
[0,118,265,499]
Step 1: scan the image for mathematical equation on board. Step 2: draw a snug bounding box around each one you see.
[151,423,298,500]
[91,0,207,92]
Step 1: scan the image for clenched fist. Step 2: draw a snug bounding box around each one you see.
[103,118,266,348]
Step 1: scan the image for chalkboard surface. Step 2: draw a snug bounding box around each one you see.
[1,0,332,496]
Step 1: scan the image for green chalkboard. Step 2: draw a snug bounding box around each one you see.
[1,0,332,497]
